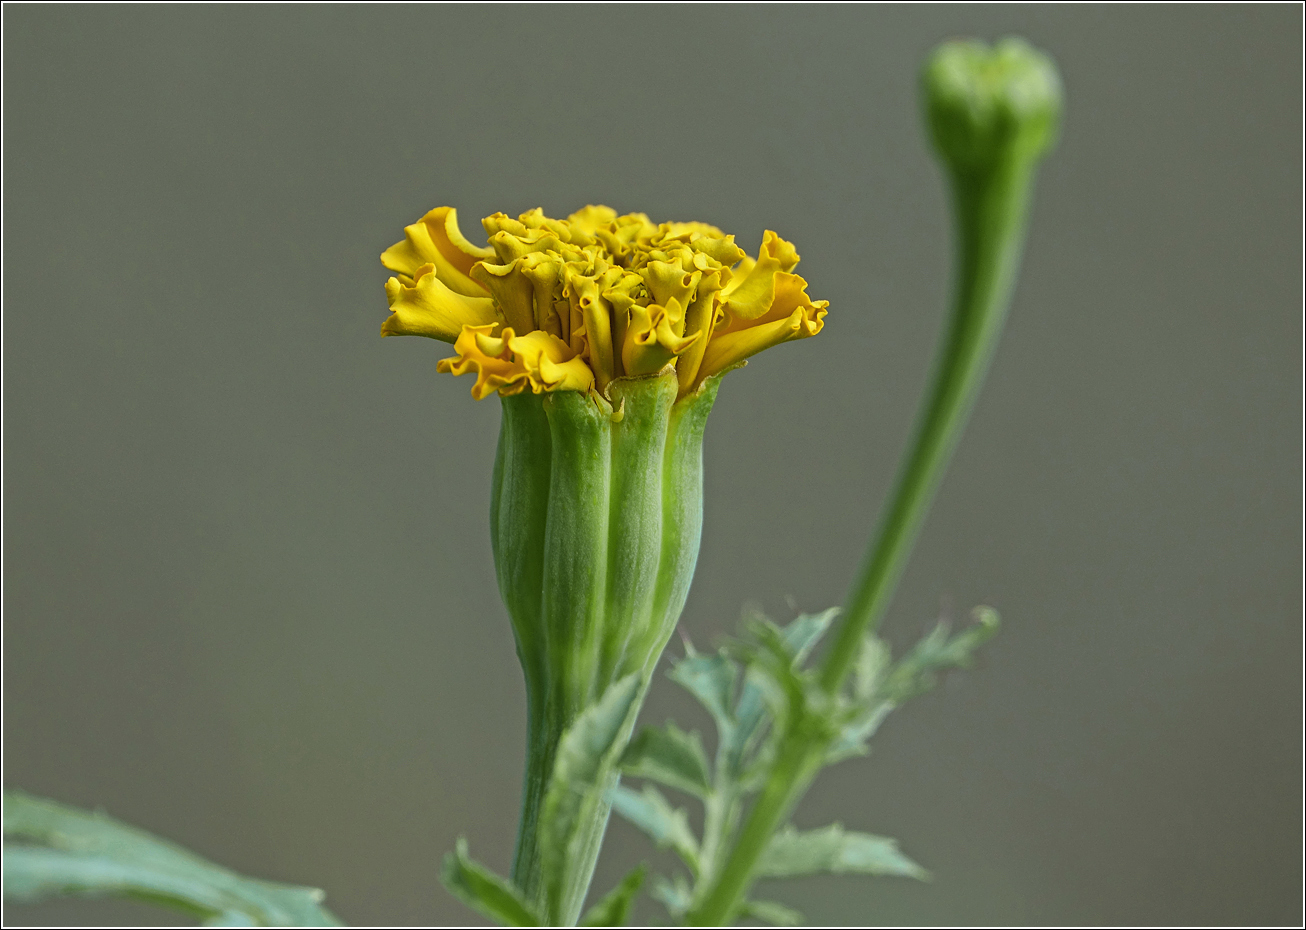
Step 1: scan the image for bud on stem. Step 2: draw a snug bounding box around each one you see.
[686,38,1062,926]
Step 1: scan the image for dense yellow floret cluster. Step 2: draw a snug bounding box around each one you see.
[380,205,827,399]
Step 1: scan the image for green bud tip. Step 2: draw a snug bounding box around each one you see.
[924,37,1063,172]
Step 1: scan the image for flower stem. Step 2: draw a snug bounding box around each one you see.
[819,155,1035,692]
[686,38,1061,926]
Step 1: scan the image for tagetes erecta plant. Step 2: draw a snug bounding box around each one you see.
[379,206,827,400]
[0,37,1063,930]
[376,206,828,925]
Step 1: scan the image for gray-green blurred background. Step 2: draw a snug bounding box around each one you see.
[4,5,1301,927]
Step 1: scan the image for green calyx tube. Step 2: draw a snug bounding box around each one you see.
[491,368,721,922]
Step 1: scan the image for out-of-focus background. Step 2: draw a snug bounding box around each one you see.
[3,6,1301,927]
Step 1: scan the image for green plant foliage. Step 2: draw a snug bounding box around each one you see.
[538,673,642,922]
[2,791,339,927]
[441,674,645,926]
[441,838,541,927]
[579,865,647,927]
[756,824,928,880]
[610,784,700,873]
[620,722,712,798]
[614,607,998,924]
[740,899,803,926]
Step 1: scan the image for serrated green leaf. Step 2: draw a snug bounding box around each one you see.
[756,823,929,881]
[440,837,540,926]
[579,864,646,927]
[610,784,700,873]
[668,651,736,730]
[780,608,839,664]
[882,608,1000,703]
[539,674,642,921]
[824,702,892,765]
[620,722,711,798]
[649,872,692,919]
[742,898,804,925]
[2,791,338,926]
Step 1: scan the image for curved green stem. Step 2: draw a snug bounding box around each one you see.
[686,37,1060,919]
[819,157,1034,692]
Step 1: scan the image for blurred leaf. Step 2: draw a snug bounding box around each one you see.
[668,651,736,731]
[2,790,338,926]
[579,864,646,927]
[610,784,700,873]
[649,872,692,919]
[539,674,642,920]
[440,837,539,927]
[882,608,1000,703]
[823,703,892,765]
[778,608,839,664]
[620,723,711,798]
[742,898,804,925]
[756,823,929,880]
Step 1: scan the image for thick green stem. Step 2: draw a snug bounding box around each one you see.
[495,373,720,924]
[687,148,1048,930]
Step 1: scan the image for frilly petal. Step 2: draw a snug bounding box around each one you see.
[622,297,702,377]
[718,230,801,322]
[675,268,728,396]
[436,324,530,399]
[381,207,491,298]
[382,266,500,343]
[469,260,538,335]
[382,205,827,400]
[508,331,595,393]
[694,301,827,389]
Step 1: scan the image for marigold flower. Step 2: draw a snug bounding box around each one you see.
[378,202,830,923]
[380,206,828,398]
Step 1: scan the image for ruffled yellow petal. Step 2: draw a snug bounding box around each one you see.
[470,260,538,335]
[508,330,595,393]
[382,266,500,342]
[436,324,530,399]
[688,235,746,267]
[714,271,825,337]
[694,301,826,389]
[564,265,621,391]
[718,230,802,322]
[380,208,491,298]
[622,298,702,377]
[567,204,619,235]
[675,268,728,396]
[644,261,701,313]
[519,253,568,341]
[428,206,496,275]
[382,205,827,400]
[661,221,727,241]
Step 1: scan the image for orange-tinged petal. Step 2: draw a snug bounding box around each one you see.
[381,209,489,298]
[508,330,595,393]
[425,206,495,276]
[694,303,827,389]
[436,324,530,399]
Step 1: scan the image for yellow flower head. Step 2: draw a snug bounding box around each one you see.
[380,206,828,399]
